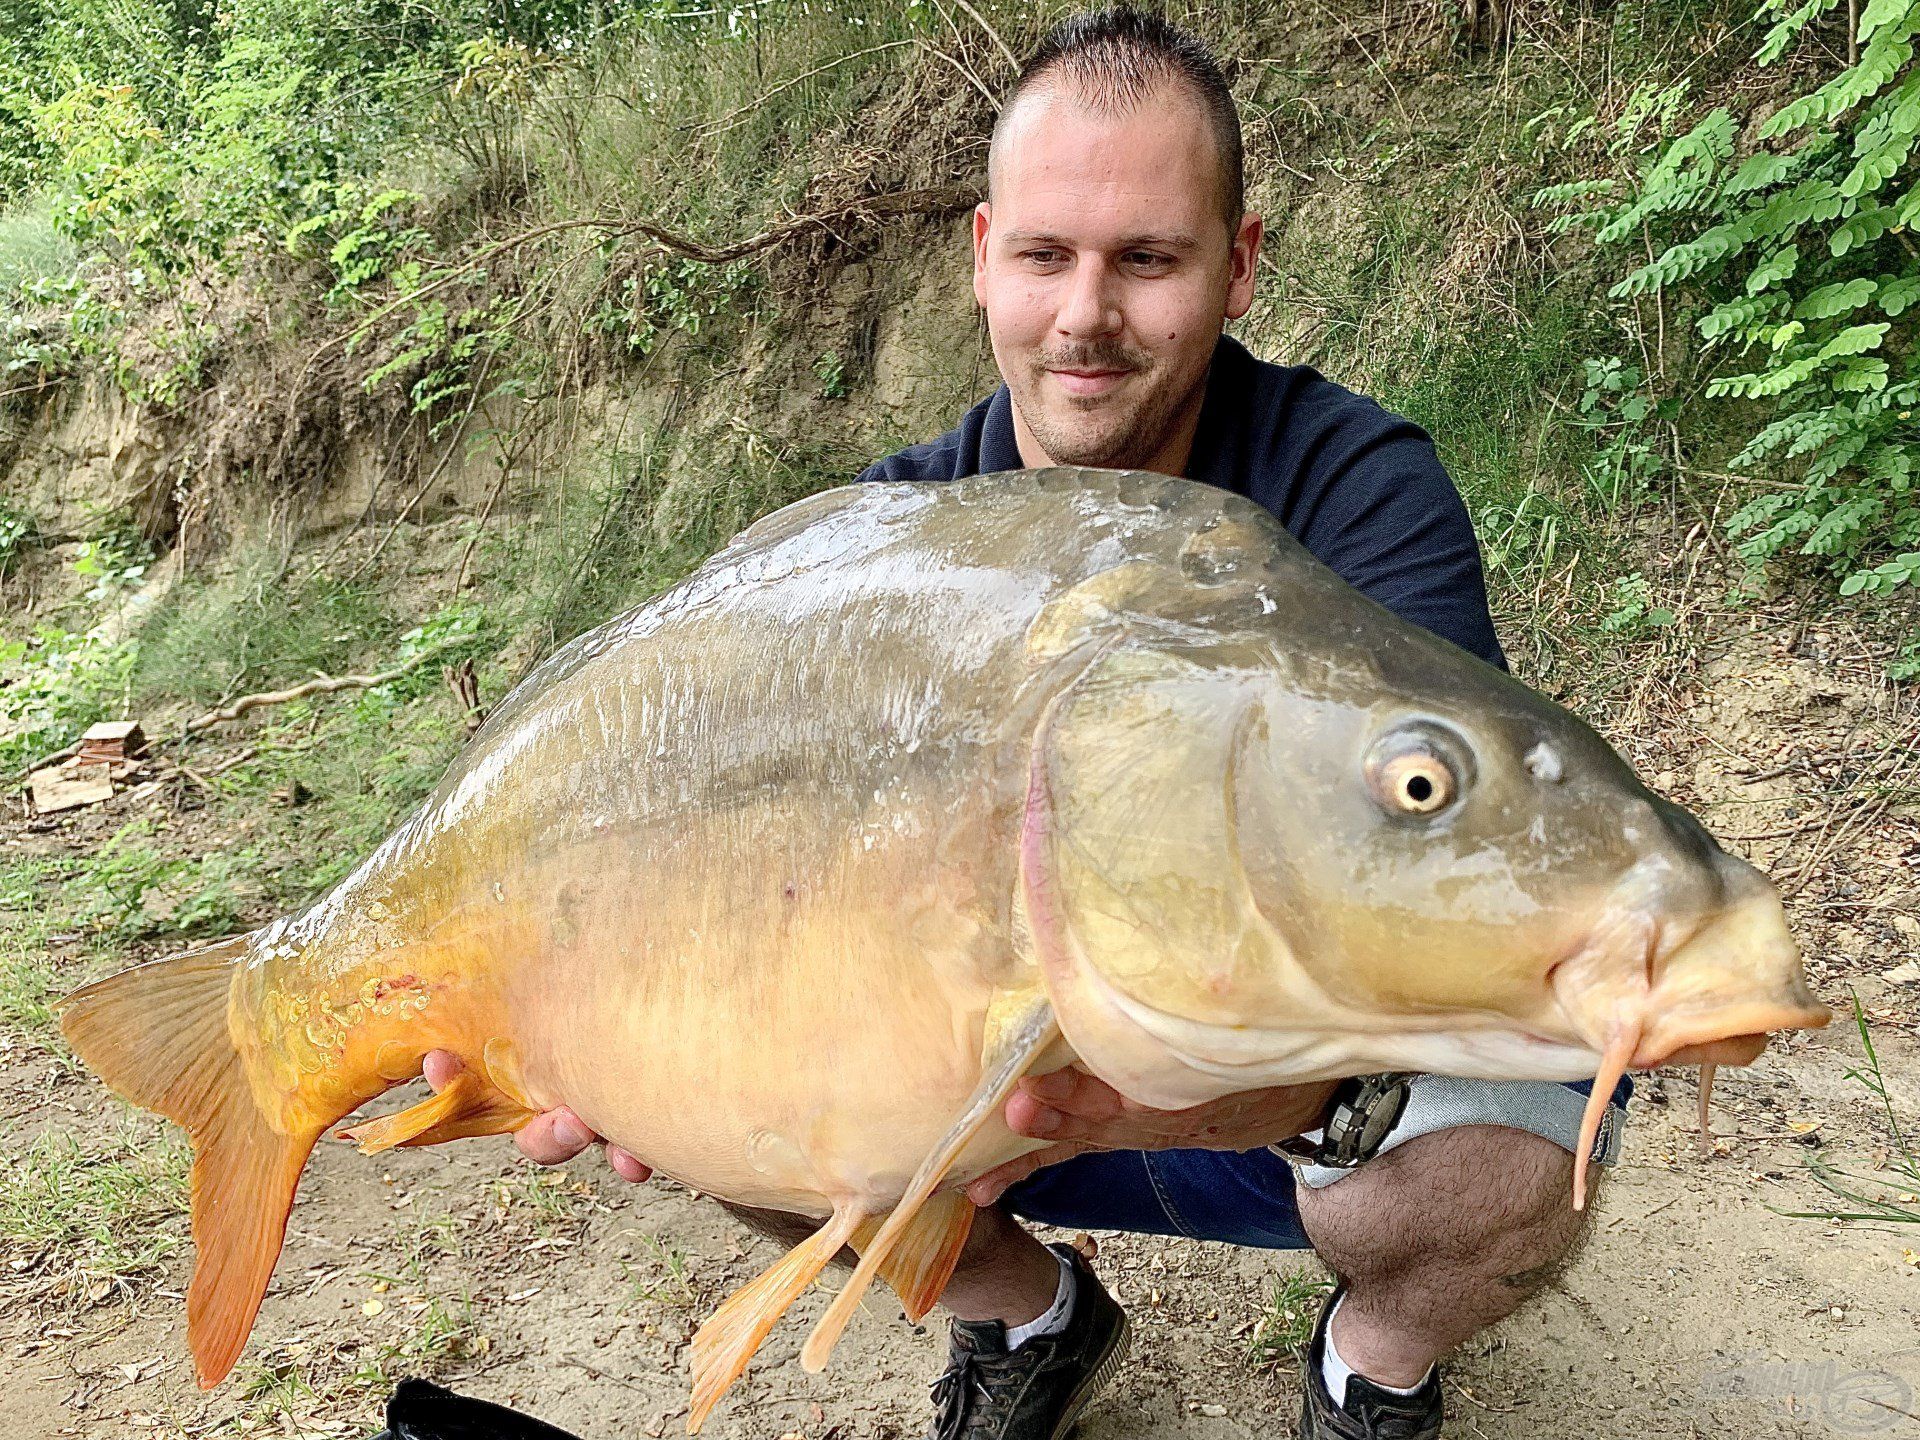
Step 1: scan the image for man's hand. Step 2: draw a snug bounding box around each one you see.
[421,1050,653,1183]
[966,1068,1340,1206]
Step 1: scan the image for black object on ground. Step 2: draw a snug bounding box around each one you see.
[370,1379,587,1440]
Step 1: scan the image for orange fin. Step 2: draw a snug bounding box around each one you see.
[687,1206,866,1434]
[861,1189,975,1323]
[337,1070,535,1154]
[800,994,1058,1373]
[59,934,323,1388]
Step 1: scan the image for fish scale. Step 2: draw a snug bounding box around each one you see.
[59,468,1826,1429]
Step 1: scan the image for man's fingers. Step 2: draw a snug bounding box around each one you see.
[427,1052,651,1184]
[421,1049,464,1092]
[1006,1088,1077,1140]
[1021,1067,1123,1118]
[966,1142,1084,1207]
[605,1144,653,1184]
[515,1106,598,1165]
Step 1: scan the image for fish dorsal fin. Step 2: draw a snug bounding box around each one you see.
[795,992,1060,1374]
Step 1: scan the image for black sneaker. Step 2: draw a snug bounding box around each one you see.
[1297,1288,1443,1440]
[370,1378,585,1439]
[926,1243,1131,1440]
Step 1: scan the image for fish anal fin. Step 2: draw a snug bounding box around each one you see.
[860,1190,974,1323]
[336,1070,535,1154]
[687,1206,866,1434]
[798,993,1059,1374]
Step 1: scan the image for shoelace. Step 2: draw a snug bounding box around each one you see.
[1327,1380,1442,1440]
[928,1344,1042,1440]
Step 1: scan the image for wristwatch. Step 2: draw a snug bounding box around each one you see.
[1272,1073,1413,1169]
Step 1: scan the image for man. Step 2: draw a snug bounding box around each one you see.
[429,10,1631,1438]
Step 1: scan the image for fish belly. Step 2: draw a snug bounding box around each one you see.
[499,830,1036,1216]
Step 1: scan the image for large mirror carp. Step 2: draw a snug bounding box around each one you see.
[60,468,1828,1427]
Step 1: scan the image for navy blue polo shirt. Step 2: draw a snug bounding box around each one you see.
[856,334,1506,671]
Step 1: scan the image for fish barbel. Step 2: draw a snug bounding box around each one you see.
[59,468,1828,1425]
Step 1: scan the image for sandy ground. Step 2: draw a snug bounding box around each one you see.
[5,621,1919,1440]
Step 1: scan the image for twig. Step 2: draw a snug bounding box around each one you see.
[444,660,484,735]
[0,376,71,402]
[915,39,1001,111]
[557,1356,652,1395]
[950,0,1019,70]
[182,645,455,733]
[453,463,513,597]
[306,186,976,369]
[695,40,916,138]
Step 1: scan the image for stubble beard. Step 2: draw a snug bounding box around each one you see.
[1015,346,1206,472]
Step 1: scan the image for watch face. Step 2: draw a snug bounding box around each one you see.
[1349,1078,1411,1162]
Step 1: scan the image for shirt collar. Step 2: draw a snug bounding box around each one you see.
[978,333,1250,483]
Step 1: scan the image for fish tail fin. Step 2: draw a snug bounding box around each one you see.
[687,1206,866,1434]
[59,933,322,1388]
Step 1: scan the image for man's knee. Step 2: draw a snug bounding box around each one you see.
[1297,1123,1594,1281]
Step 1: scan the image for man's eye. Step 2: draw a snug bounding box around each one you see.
[1023,249,1065,265]
[1126,252,1173,271]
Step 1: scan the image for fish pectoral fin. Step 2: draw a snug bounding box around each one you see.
[798,994,1060,1373]
[336,1071,535,1154]
[688,1205,867,1434]
[856,1189,975,1323]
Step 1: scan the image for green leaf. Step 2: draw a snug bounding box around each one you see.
[1747,244,1801,293]
[1820,322,1892,358]
[1798,277,1879,317]
[1831,204,1897,254]
[1878,273,1920,314]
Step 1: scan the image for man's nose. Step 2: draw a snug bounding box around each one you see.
[1055,256,1122,338]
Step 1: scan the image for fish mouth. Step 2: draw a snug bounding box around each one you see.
[1549,886,1830,1210]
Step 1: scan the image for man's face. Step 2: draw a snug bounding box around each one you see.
[974,83,1262,474]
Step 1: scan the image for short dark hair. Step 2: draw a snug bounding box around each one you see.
[992,7,1244,226]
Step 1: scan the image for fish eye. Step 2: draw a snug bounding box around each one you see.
[1364,724,1472,820]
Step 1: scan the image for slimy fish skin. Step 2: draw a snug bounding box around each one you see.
[59,469,1828,1428]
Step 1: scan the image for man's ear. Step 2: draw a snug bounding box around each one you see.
[1225,212,1263,322]
[972,202,993,308]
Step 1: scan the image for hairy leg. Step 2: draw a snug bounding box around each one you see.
[1295,1124,1599,1388]
[935,1202,1064,1326]
[715,1199,1061,1327]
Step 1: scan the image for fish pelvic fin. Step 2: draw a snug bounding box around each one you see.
[858,1189,975,1323]
[688,1205,867,1434]
[58,933,323,1388]
[335,1068,536,1154]
[798,993,1060,1374]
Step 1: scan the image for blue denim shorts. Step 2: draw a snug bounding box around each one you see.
[1002,1075,1632,1250]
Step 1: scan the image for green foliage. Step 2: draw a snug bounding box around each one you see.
[0,1126,189,1295]
[1537,0,1920,611]
[0,626,138,773]
[1246,1266,1336,1362]
[1782,996,1919,1227]
[79,819,257,939]
[585,256,761,359]
[814,348,848,399]
[1601,572,1679,632]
